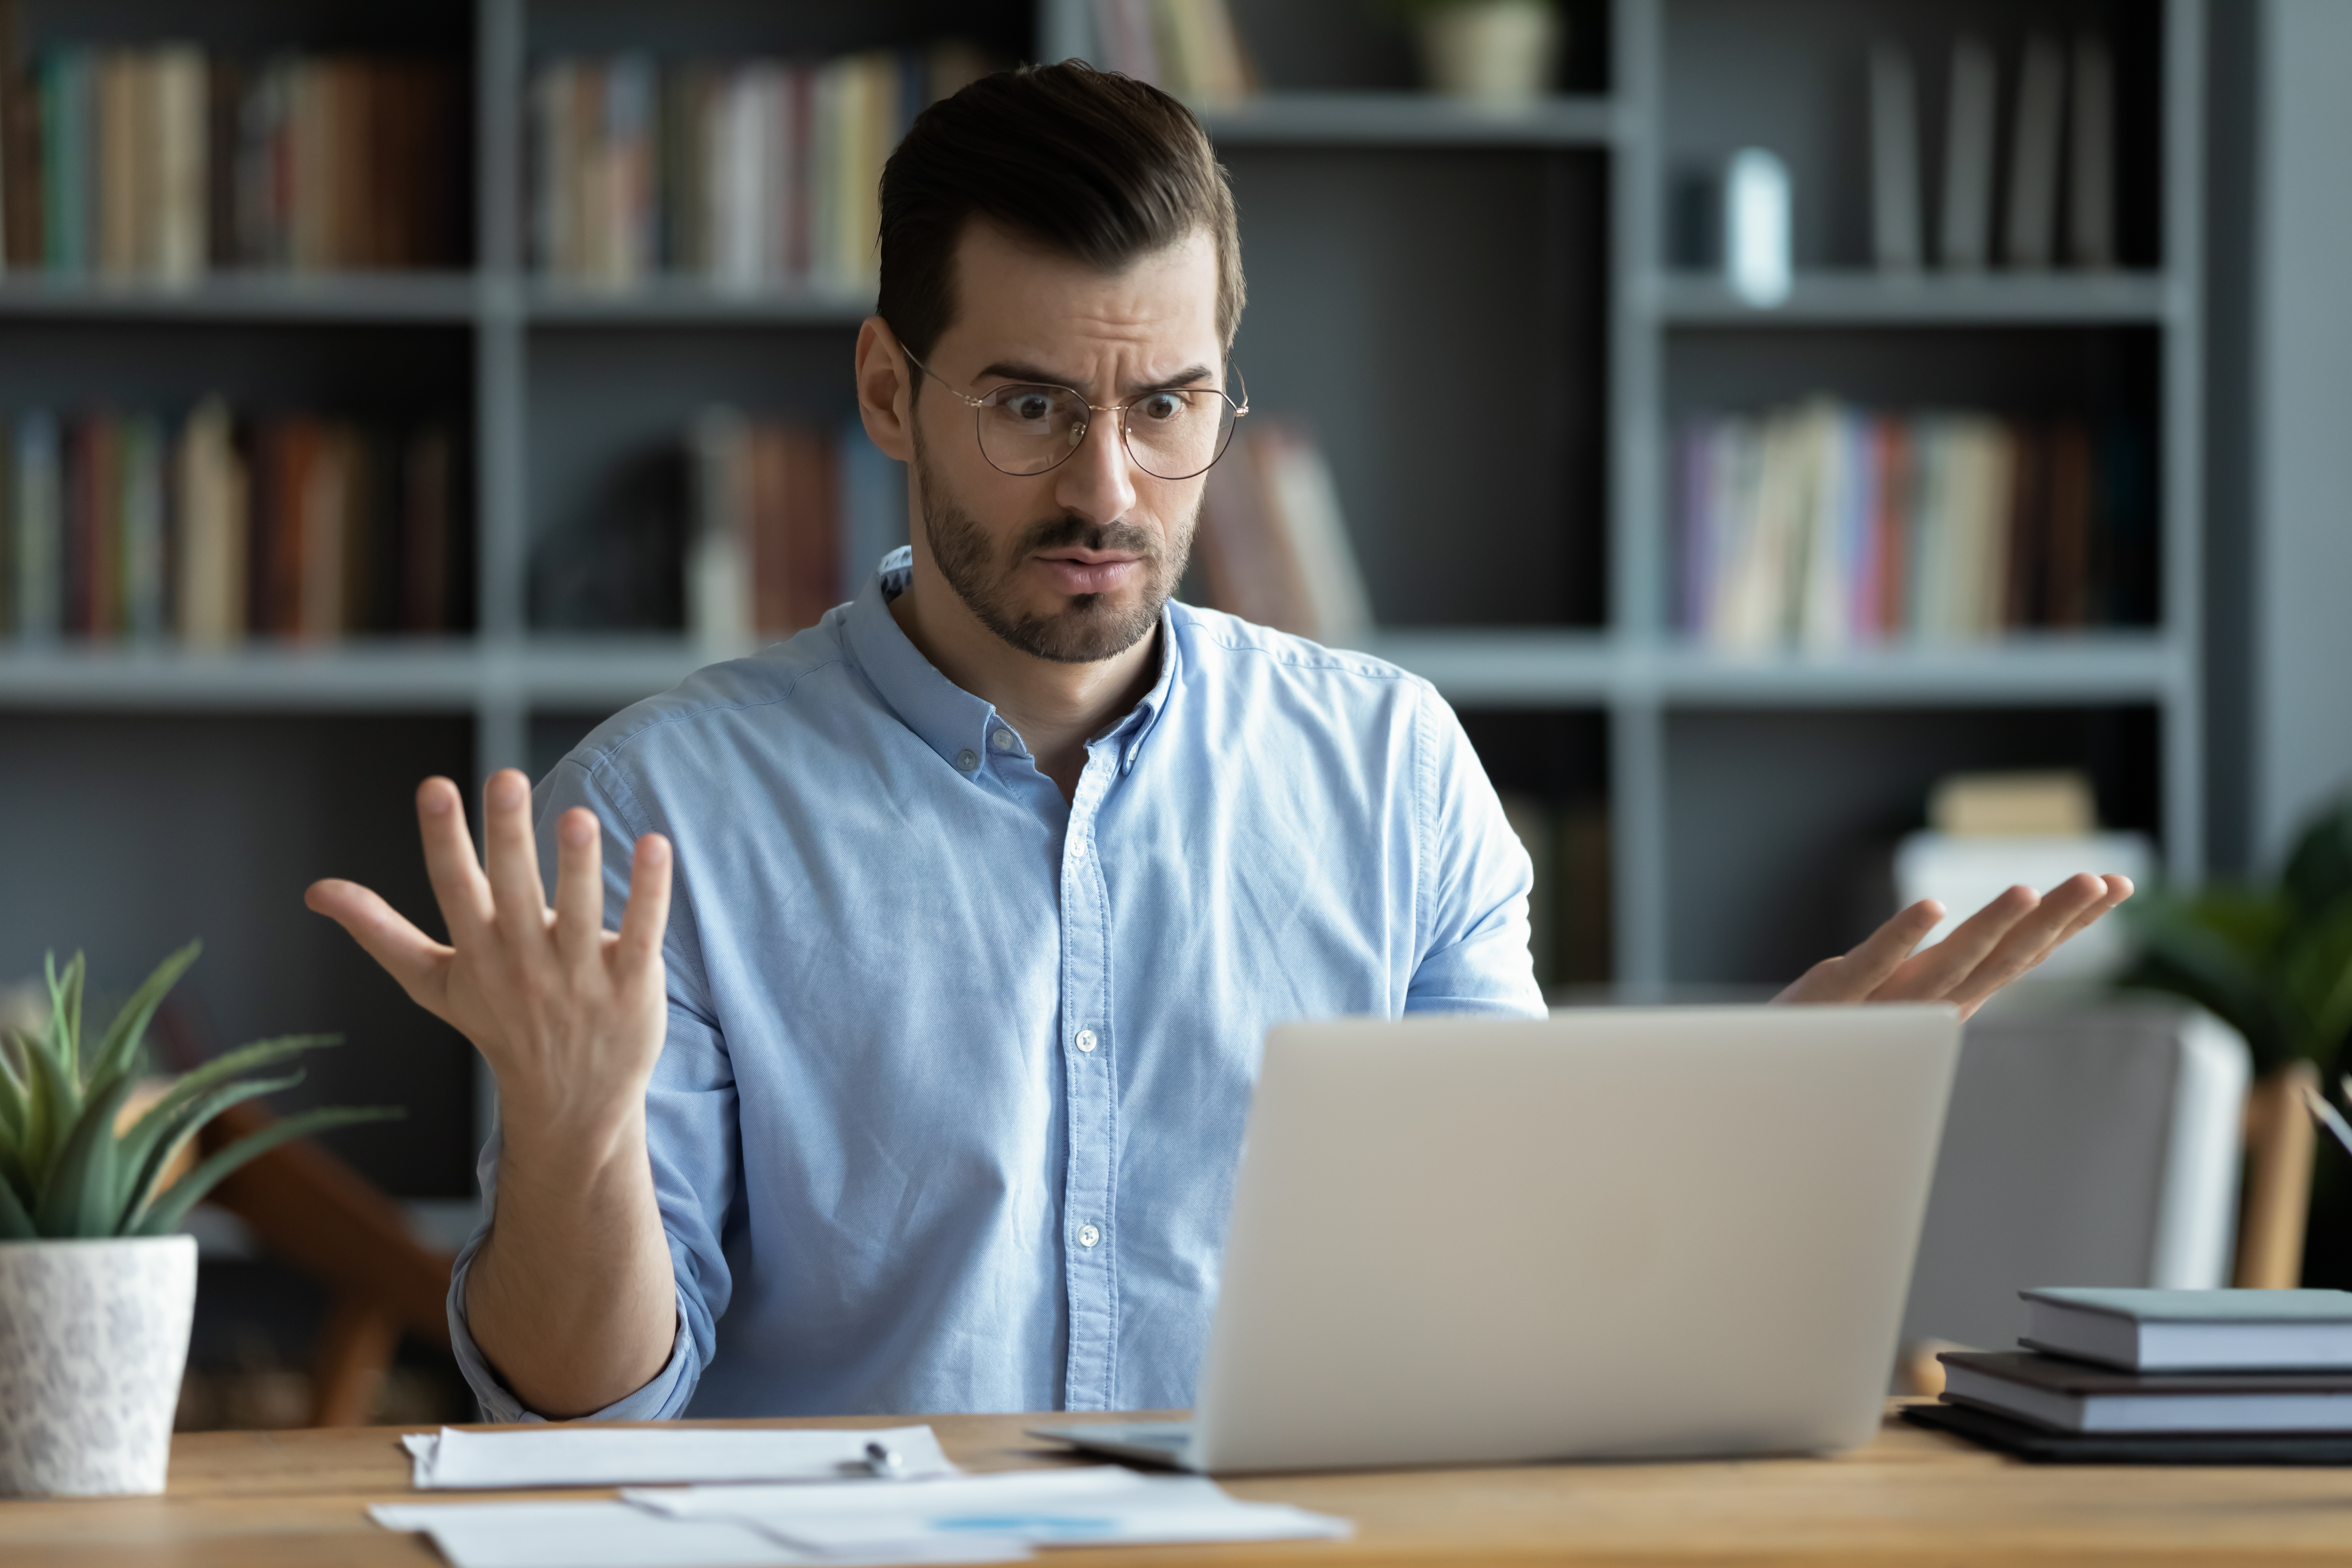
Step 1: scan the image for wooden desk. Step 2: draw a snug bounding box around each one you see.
[7,1403,2352,1567]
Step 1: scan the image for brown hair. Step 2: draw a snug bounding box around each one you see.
[877,62,1245,384]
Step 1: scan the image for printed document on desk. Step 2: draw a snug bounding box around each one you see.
[403,1424,958,1488]
[370,1500,1021,1568]
[626,1466,1352,1555]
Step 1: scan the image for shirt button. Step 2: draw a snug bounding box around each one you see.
[1077,1224,1101,1248]
[989,727,1016,753]
[1069,837,1087,860]
[1074,1029,1097,1054]
[953,749,978,772]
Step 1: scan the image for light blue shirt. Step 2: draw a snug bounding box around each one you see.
[448,548,1543,1421]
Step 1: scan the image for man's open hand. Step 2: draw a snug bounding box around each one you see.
[304,770,673,1149]
[1775,872,2133,1020]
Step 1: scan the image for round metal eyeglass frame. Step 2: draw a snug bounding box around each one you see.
[902,344,1249,481]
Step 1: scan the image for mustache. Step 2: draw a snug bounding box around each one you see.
[1012,515,1161,561]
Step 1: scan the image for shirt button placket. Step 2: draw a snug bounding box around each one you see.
[1059,762,1118,1410]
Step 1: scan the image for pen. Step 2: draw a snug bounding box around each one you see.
[864,1440,906,1478]
[2300,1082,2352,1165]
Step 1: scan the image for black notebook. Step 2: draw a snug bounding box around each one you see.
[1903,1400,2352,1464]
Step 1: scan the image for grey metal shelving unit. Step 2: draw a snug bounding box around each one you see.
[0,0,2207,1064]
[1608,0,2205,986]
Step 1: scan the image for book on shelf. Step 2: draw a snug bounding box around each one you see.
[2019,1289,2352,1373]
[1875,28,2120,277]
[1866,43,1922,270]
[530,42,996,292]
[0,30,461,278]
[685,411,906,653]
[2001,33,2064,268]
[1087,0,1255,104]
[2067,32,2117,268]
[1193,417,1371,649]
[0,400,460,646]
[1936,36,1997,270]
[1927,769,2098,836]
[1671,398,2150,651]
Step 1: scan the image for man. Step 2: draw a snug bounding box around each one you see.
[307,64,2130,1422]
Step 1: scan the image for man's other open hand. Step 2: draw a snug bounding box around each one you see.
[303,770,674,1151]
[1775,873,2133,1020]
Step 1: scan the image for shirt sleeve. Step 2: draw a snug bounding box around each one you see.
[445,1120,700,1423]
[441,756,743,1423]
[1405,682,1549,1018]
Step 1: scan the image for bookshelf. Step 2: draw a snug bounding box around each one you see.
[0,0,2208,1209]
[1618,0,2204,988]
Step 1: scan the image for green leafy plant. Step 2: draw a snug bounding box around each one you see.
[2121,792,2352,1075]
[0,941,399,1241]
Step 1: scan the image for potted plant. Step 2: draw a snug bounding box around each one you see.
[1388,0,1565,104]
[2120,792,2352,1284]
[2122,792,2352,1075]
[0,943,395,1497]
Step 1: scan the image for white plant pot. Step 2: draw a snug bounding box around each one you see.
[1417,0,1563,104]
[0,1235,196,1497]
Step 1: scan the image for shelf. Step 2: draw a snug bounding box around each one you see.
[1364,629,1623,703]
[524,278,876,327]
[1197,92,1620,148]
[0,639,712,711]
[0,270,479,323]
[1650,270,2178,327]
[0,273,889,328]
[1361,630,2187,707]
[513,637,709,705]
[0,631,2188,713]
[1644,637,2189,706]
[0,643,492,708]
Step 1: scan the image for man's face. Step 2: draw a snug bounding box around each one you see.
[909,220,1224,664]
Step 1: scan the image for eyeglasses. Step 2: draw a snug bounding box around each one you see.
[902,345,1248,481]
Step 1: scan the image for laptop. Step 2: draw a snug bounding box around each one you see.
[1031,1003,1963,1473]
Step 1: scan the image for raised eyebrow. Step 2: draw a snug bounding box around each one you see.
[974,360,1071,388]
[1129,365,1220,396]
[973,361,1221,397]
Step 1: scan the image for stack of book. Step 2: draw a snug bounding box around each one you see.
[1193,417,1371,650]
[0,43,464,277]
[1673,399,2151,651]
[684,411,904,652]
[1868,31,2116,272]
[1915,1287,2352,1461]
[527,42,994,291]
[3,400,459,644]
[1085,0,1255,103]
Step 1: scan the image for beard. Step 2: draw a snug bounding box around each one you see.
[912,422,1194,665]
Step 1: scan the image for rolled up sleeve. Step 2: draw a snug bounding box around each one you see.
[446,1132,699,1422]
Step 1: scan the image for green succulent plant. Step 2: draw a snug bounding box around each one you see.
[0,941,399,1241]
[2121,791,2352,1075]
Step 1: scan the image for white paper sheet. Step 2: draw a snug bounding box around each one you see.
[626,1466,1352,1555]
[403,1424,959,1490]
[370,1501,810,1568]
[369,1501,1025,1568]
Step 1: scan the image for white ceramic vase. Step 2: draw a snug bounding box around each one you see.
[0,1235,197,1497]
[1417,0,1563,104]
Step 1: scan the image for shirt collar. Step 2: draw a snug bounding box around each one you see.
[844,546,1179,783]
